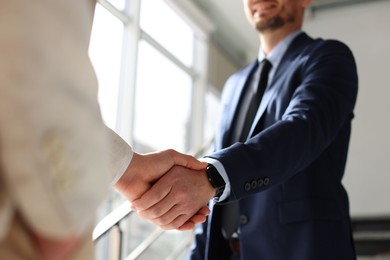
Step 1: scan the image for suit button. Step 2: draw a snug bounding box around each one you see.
[264,177,270,186]
[240,215,248,225]
[257,179,264,187]
[251,180,257,189]
[244,182,251,191]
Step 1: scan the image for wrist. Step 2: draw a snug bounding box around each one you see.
[114,152,149,201]
[205,164,225,199]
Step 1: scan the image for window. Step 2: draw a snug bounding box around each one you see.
[89,0,215,258]
[134,40,192,152]
[133,0,197,153]
[106,0,125,10]
[140,0,194,67]
[89,4,124,130]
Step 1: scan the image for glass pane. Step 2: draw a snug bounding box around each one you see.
[140,0,194,67]
[134,40,192,153]
[107,0,126,10]
[122,215,156,256]
[89,4,124,130]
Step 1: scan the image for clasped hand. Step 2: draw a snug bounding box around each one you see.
[114,149,216,230]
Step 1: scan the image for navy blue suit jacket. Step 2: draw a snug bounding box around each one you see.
[190,33,358,260]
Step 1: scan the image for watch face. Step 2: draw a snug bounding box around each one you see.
[207,164,225,190]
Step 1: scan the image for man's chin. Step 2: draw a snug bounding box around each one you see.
[256,17,284,32]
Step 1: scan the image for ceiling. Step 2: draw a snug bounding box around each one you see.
[189,0,378,65]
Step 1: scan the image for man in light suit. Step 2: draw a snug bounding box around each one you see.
[0,0,208,259]
[132,0,358,259]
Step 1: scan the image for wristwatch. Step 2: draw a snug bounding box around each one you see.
[206,164,226,198]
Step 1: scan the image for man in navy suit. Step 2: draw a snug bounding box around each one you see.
[132,0,358,259]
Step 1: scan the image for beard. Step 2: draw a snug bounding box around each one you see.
[255,9,295,33]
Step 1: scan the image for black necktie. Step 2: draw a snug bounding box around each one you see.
[239,59,272,142]
[222,59,272,240]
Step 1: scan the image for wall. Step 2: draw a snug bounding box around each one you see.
[303,1,390,217]
[207,40,240,92]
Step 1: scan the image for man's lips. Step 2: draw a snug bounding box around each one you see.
[253,0,277,18]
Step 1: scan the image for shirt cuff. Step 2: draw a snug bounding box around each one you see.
[105,126,134,185]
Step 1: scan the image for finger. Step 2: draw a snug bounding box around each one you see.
[185,209,209,226]
[156,203,207,230]
[145,198,196,229]
[168,150,207,170]
[197,206,211,216]
[131,182,171,211]
[124,182,151,203]
[188,213,207,225]
[179,206,209,222]
[176,206,210,230]
[139,182,202,225]
[159,213,192,230]
[136,186,180,220]
[137,190,194,225]
[176,214,209,231]
[184,206,210,225]
[177,221,196,231]
[137,197,176,221]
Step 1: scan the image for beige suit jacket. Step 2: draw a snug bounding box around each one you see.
[0,0,132,257]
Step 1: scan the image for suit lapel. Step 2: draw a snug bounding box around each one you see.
[221,61,258,147]
[248,33,313,137]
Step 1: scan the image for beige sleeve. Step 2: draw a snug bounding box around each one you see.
[0,0,129,238]
[105,126,134,185]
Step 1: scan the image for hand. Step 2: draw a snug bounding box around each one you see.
[32,233,82,260]
[114,149,210,229]
[131,166,216,230]
[176,206,211,231]
[114,149,207,202]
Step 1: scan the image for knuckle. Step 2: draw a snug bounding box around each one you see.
[160,224,171,230]
[166,149,175,157]
[155,215,170,226]
[138,207,162,220]
[150,207,163,218]
[151,218,165,226]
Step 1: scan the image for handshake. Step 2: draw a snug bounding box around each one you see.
[114,149,217,230]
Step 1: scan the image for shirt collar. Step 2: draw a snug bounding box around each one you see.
[258,29,302,74]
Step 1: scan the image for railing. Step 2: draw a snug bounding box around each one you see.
[93,188,194,260]
[93,139,214,260]
[352,216,390,257]
[93,201,133,259]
